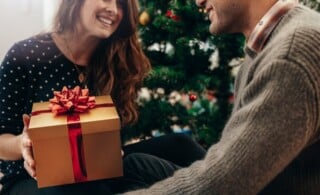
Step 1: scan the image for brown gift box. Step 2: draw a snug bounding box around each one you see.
[28,96,123,188]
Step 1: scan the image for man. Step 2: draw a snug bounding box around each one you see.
[125,0,320,194]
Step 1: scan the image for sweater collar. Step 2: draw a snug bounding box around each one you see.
[245,0,298,56]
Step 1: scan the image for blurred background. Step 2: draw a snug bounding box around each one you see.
[1,0,319,149]
[0,0,60,60]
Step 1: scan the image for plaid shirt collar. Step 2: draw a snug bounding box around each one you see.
[246,0,299,54]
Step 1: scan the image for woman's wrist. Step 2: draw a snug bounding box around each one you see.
[0,133,23,160]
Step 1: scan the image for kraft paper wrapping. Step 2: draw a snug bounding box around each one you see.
[28,96,123,188]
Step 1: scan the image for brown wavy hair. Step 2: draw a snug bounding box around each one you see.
[52,0,151,126]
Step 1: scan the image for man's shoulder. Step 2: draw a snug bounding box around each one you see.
[290,5,320,27]
[271,4,320,43]
[255,16,320,74]
[267,14,320,63]
[262,28,320,68]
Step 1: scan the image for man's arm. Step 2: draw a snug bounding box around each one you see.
[124,60,319,194]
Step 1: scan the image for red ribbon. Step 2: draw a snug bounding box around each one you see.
[67,113,87,182]
[31,86,114,183]
[48,86,95,182]
[31,103,114,116]
[49,86,96,115]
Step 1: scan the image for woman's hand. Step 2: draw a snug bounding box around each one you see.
[20,114,36,179]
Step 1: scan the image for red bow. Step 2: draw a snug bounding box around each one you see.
[49,86,96,115]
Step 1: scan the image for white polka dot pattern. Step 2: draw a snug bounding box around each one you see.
[0,34,86,182]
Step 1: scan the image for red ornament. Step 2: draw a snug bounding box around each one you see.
[228,94,235,104]
[189,93,197,102]
[165,10,181,21]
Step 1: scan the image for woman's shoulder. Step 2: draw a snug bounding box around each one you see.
[2,33,59,68]
[7,33,59,61]
[14,33,53,49]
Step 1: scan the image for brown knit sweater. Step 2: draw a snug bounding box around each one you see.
[125,5,320,195]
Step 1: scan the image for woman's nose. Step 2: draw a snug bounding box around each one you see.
[106,0,118,15]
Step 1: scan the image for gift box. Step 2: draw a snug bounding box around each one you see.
[28,87,123,188]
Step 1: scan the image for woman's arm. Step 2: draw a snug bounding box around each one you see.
[0,115,36,177]
[0,43,36,178]
[0,133,22,160]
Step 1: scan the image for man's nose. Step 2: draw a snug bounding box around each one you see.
[195,0,206,7]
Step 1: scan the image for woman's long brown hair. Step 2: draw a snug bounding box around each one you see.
[52,0,151,126]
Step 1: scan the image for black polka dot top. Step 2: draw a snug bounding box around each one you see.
[0,33,86,186]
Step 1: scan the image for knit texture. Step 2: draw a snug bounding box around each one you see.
[125,5,320,195]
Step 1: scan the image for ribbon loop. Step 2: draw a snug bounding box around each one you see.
[49,86,96,115]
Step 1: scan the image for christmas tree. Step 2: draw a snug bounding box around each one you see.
[122,0,320,147]
[122,0,245,148]
[122,0,320,148]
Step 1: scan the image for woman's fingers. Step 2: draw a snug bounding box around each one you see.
[21,114,36,178]
[21,135,36,177]
[22,143,35,167]
[24,159,36,179]
[22,114,30,129]
[21,133,32,147]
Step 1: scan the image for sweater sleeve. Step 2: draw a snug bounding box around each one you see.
[0,43,29,135]
[124,59,319,195]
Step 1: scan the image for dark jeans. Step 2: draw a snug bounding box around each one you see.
[123,133,206,167]
[2,134,206,195]
[2,153,179,195]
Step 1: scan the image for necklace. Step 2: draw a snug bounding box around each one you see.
[59,34,87,88]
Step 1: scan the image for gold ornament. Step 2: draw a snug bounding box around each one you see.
[139,11,150,26]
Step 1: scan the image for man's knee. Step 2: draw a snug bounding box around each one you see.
[123,153,179,181]
[123,153,161,170]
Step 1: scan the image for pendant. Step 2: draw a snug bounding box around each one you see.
[78,73,85,83]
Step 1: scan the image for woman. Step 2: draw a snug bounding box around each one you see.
[0,0,205,194]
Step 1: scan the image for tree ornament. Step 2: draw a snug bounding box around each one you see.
[165,10,181,21]
[189,93,197,102]
[206,89,216,101]
[228,94,235,104]
[139,10,151,26]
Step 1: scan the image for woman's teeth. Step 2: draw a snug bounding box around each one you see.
[98,17,113,25]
